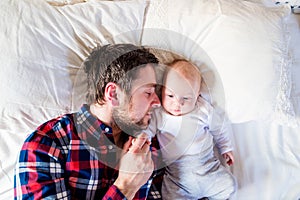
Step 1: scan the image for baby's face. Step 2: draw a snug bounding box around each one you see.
[162,70,200,116]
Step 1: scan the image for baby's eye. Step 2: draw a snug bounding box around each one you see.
[183,97,191,101]
[168,94,174,98]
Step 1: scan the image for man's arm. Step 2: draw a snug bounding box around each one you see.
[14,133,70,199]
[14,127,131,200]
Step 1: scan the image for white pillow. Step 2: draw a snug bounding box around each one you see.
[0,0,146,198]
[142,0,299,126]
[0,0,146,128]
[45,0,86,6]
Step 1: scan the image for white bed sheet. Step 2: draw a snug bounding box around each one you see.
[231,120,300,199]
[0,0,300,199]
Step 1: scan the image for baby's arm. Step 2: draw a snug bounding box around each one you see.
[203,99,234,165]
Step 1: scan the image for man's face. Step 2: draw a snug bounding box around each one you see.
[112,64,161,136]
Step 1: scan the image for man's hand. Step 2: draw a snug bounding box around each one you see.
[114,133,154,200]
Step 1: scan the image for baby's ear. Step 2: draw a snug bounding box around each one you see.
[197,93,202,101]
[105,82,119,106]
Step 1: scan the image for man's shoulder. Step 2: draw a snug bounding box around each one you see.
[37,113,75,134]
[25,113,76,146]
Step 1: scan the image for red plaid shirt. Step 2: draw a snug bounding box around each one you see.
[14,104,162,200]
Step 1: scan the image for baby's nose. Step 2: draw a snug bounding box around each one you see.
[178,98,185,106]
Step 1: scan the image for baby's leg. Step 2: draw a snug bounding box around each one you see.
[204,164,236,200]
[161,164,202,200]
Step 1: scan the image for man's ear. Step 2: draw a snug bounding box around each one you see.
[105,82,119,106]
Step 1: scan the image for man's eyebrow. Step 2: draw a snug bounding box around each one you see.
[144,83,157,88]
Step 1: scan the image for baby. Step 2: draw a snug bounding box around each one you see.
[146,59,236,200]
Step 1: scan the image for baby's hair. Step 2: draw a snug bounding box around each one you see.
[165,59,202,89]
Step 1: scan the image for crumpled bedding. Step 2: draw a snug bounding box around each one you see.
[0,0,300,199]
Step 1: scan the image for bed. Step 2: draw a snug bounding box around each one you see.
[0,0,300,199]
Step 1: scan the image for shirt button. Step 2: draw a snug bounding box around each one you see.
[107,145,113,150]
[105,127,110,133]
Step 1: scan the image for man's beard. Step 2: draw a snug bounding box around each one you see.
[112,103,150,138]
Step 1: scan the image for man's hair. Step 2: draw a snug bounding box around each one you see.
[83,44,159,105]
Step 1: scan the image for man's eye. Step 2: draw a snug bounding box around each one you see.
[145,92,152,97]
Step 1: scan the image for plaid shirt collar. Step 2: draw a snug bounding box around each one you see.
[75,104,120,166]
[76,104,112,139]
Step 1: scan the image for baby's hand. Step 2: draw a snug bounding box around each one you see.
[222,151,234,166]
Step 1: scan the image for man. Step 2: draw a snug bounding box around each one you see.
[14,44,162,199]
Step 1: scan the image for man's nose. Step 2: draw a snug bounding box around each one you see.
[151,92,161,108]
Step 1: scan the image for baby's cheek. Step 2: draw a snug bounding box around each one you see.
[163,103,172,111]
[184,104,195,112]
[162,100,168,108]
